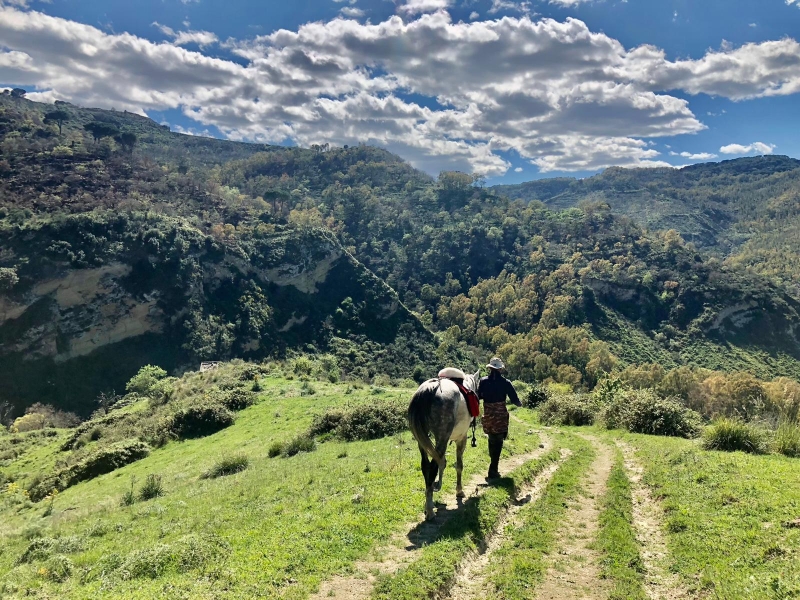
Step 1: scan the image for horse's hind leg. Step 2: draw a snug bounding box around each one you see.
[433,439,448,492]
[455,437,467,498]
[419,445,436,521]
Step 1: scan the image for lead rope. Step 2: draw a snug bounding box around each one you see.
[471,418,477,447]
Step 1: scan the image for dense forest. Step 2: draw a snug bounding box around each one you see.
[2,94,800,419]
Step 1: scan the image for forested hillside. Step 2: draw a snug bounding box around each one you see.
[2,95,800,417]
[493,158,800,296]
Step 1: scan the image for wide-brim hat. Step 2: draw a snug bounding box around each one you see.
[486,357,505,370]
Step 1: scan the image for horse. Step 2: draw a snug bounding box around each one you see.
[407,370,480,521]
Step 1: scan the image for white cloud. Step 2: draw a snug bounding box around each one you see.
[669,151,717,160]
[152,21,217,47]
[397,0,451,15]
[2,7,800,175]
[514,167,523,172]
[340,6,365,17]
[469,11,480,20]
[719,142,776,155]
[787,0,799,7]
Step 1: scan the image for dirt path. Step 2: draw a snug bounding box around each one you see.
[311,432,554,600]
[447,447,572,600]
[531,434,614,600]
[616,441,692,600]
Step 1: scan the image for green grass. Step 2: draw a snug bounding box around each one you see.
[596,448,647,600]
[631,434,800,598]
[0,377,542,599]
[485,433,594,599]
[372,443,563,599]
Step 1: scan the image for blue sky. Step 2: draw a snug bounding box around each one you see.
[2,0,800,183]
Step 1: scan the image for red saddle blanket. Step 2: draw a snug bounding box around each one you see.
[453,381,480,418]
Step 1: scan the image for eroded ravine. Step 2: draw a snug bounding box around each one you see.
[311,432,555,600]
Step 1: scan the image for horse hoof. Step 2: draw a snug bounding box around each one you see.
[434,483,442,492]
[456,490,465,499]
[425,512,435,521]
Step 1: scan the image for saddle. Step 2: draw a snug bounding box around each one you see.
[437,368,480,418]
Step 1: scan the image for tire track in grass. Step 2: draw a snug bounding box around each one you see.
[531,434,613,600]
[311,433,553,600]
[446,447,572,600]
[616,441,693,600]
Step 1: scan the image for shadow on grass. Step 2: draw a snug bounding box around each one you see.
[405,476,516,551]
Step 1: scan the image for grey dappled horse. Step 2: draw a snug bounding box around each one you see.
[408,371,480,521]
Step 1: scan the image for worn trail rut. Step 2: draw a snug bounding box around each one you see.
[311,432,554,600]
[617,441,692,600]
[532,434,613,600]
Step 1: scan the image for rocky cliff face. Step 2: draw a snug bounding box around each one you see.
[0,215,434,416]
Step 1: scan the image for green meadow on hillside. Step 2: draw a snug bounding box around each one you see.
[1,364,799,599]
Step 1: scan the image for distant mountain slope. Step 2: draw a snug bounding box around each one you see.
[492,156,800,295]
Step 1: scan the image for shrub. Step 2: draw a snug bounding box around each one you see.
[11,404,79,432]
[300,381,316,396]
[117,533,229,580]
[773,420,800,458]
[29,440,151,501]
[336,402,407,441]
[267,441,284,458]
[126,365,168,397]
[539,394,598,426]
[523,383,551,409]
[220,389,256,411]
[18,536,84,564]
[702,418,770,454]
[281,434,315,457]
[308,409,345,438]
[42,555,73,582]
[602,390,703,438]
[162,403,234,439]
[204,453,249,478]
[138,474,164,501]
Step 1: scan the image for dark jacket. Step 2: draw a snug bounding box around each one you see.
[478,371,522,407]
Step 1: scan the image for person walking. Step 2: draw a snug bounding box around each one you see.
[478,357,522,479]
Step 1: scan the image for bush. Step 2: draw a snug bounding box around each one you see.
[29,440,151,501]
[308,410,345,438]
[138,474,164,501]
[336,402,407,441]
[204,453,249,478]
[601,390,703,438]
[267,441,284,458]
[220,389,256,411]
[702,418,770,454]
[282,434,316,457]
[18,536,84,564]
[772,420,800,458]
[539,394,598,426]
[126,365,168,397]
[300,381,317,396]
[523,383,551,409]
[42,555,73,582]
[162,403,234,439]
[117,533,229,580]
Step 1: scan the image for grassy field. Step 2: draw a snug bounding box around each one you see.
[3,374,800,599]
[0,376,542,599]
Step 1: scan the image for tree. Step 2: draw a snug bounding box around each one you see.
[115,131,137,153]
[44,109,70,136]
[84,121,120,143]
[10,88,26,98]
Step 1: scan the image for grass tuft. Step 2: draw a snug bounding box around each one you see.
[773,420,800,457]
[702,418,770,454]
[138,474,164,501]
[203,453,249,478]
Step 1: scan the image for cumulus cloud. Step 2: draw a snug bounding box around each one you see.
[340,6,365,17]
[1,6,799,174]
[719,142,776,155]
[669,151,717,160]
[397,0,451,15]
[152,21,218,47]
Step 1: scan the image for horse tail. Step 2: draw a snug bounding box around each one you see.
[408,383,443,465]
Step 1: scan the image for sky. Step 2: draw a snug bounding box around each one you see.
[1,0,800,184]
